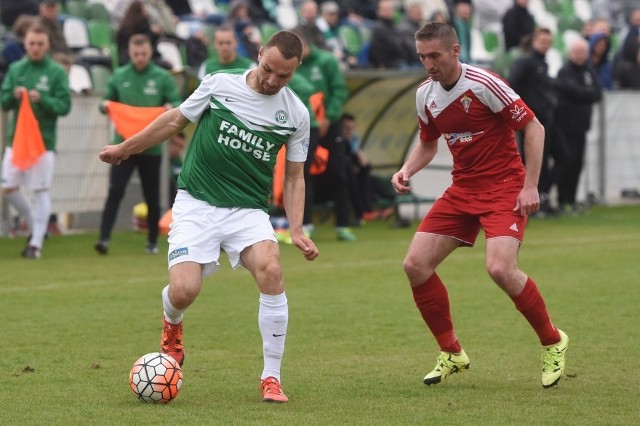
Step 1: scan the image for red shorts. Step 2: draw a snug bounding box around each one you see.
[417,185,528,246]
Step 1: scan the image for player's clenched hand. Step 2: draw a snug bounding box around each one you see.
[514,185,540,216]
[291,234,319,261]
[391,170,411,194]
[99,144,129,165]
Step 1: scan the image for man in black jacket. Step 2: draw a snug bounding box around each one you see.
[368,0,416,69]
[553,38,602,212]
[508,27,557,215]
[502,0,535,51]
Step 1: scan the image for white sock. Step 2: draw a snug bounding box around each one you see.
[4,191,33,230]
[259,292,288,381]
[30,190,50,248]
[162,285,184,324]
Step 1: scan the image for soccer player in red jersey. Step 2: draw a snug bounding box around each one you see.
[391,22,569,388]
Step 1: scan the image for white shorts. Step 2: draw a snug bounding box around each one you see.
[1,147,55,190]
[167,190,278,277]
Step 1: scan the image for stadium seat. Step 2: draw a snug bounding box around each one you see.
[482,31,500,53]
[87,2,110,22]
[90,65,111,95]
[88,20,113,50]
[175,21,193,40]
[157,39,185,73]
[276,0,298,29]
[68,64,93,94]
[572,0,592,23]
[63,17,90,50]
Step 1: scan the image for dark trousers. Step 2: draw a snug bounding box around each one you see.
[303,127,319,225]
[316,121,351,227]
[556,131,587,205]
[99,154,161,245]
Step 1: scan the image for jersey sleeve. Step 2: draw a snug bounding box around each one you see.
[416,88,441,142]
[497,98,534,131]
[285,102,310,163]
[179,73,216,123]
[472,69,535,131]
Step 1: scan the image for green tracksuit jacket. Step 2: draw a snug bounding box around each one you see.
[0,55,71,151]
[295,45,348,123]
[103,62,181,155]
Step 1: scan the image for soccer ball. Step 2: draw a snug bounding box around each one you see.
[129,352,183,403]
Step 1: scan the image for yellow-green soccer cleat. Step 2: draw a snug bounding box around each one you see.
[541,329,569,388]
[423,349,470,385]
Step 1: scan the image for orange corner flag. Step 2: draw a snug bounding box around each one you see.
[105,101,166,140]
[12,88,46,171]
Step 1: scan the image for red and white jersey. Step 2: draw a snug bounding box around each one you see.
[416,63,535,193]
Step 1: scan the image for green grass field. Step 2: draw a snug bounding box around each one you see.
[1,205,639,425]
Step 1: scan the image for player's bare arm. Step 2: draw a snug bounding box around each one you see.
[514,118,545,216]
[284,160,318,261]
[391,138,438,193]
[99,108,190,165]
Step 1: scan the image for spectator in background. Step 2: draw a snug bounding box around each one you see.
[342,113,395,223]
[226,0,262,62]
[508,28,557,215]
[588,32,613,90]
[296,0,327,49]
[591,0,626,33]
[347,0,378,21]
[453,1,473,64]
[95,34,182,256]
[38,0,70,55]
[317,1,357,69]
[616,8,640,89]
[198,25,255,79]
[145,0,179,37]
[473,0,512,33]
[1,25,71,258]
[116,1,164,66]
[553,38,602,213]
[0,15,38,83]
[405,0,451,24]
[294,29,356,241]
[368,0,416,69]
[0,0,38,28]
[398,2,425,55]
[502,0,536,51]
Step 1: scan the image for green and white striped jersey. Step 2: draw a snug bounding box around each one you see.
[178,69,310,211]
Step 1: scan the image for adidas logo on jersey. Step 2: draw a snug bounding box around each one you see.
[509,223,519,232]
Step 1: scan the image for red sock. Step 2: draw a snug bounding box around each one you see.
[411,273,461,353]
[512,277,561,345]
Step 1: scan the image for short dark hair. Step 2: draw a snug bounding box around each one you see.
[25,23,50,40]
[264,30,303,62]
[128,33,152,48]
[415,22,459,47]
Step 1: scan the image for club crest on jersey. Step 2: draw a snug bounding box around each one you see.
[275,110,288,124]
[460,95,472,113]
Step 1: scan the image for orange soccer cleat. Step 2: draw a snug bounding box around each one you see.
[160,317,184,366]
[261,376,288,403]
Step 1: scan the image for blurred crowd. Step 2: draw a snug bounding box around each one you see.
[1,0,639,87]
[1,0,640,249]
